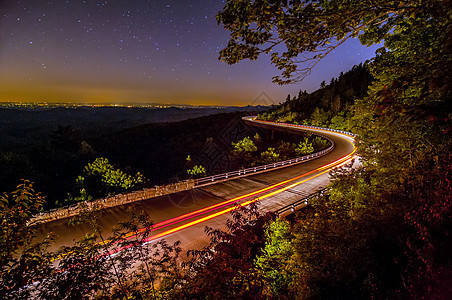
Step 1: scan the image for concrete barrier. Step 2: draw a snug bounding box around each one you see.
[29,179,195,225]
[30,118,354,225]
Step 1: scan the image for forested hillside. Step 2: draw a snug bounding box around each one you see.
[175,0,452,298]
[260,63,372,130]
[183,0,451,298]
[1,108,315,209]
[0,109,263,209]
[1,0,451,299]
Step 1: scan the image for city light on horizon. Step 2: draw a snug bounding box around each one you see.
[0,0,380,106]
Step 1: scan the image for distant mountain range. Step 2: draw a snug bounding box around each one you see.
[0,105,267,150]
[0,102,269,110]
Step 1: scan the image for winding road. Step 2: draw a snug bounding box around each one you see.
[35,117,357,254]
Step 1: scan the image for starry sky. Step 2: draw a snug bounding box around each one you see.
[0,0,381,106]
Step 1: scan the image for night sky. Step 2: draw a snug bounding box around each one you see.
[0,0,381,106]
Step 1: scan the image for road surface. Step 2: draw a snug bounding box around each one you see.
[35,117,356,254]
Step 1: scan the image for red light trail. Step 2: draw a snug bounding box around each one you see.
[101,123,356,256]
[54,121,356,261]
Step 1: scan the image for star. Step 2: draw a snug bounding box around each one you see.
[0,0,381,105]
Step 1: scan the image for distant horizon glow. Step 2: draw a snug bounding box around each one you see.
[0,0,380,106]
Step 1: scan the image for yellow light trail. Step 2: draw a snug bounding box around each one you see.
[107,121,357,252]
[115,128,355,242]
[60,120,357,258]
[142,152,355,244]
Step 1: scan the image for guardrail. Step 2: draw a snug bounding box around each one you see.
[275,187,328,216]
[32,117,354,224]
[247,117,357,138]
[194,116,356,187]
[195,145,334,187]
[29,180,195,225]
[194,144,334,186]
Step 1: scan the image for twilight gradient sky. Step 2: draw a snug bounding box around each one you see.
[0,0,381,106]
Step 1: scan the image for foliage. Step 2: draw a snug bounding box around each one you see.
[400,156,452,297]
[311,136,330,150]
[186,155,207,178]
[177,203,272,298]
[232,135,259,168]
[233,136,258,153]
[2,0,451,297]
[216,0,452,298]
[36,208,182,299]
[253,133,261,141]
[295,138,314,156]
[230,132,329,168]
[309,107,330,127]
[0,184,183,299]
[275,141,296,160]
[273,155,452,299]
[66,157,144,203]
[0,111,259,210]
[256,64,371,129]
[329,112,348,130]
[38,233,111,299]
[187,165,207,178]
[84,157,144,192]
[255,219,295,298]
[259,147,280,164]
[0,181,52,299]
[218,0,425,84]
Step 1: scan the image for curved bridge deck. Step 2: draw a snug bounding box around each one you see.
[35,117,356,253]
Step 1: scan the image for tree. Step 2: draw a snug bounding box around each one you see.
[38,233,112,299]
[187,165,207,178]
[179,203,272,298]
[256,64,372,125]
[0,180,184,299]
[253,133,262,147]
[218,1,452,297]
[186,155,206,178]
[331,95,341,113]
[0,181,52,299]
[295,138,314,156]
[255,219,296,298]
[259,147,280,164]
[217,0,441,84]
[67,157,144,202]
[84,157,143,193]
[232,136,257,153]
[311,136,330,151]
[275,141,296,160]
[309,107,329,127]
[232,136,258,167]
[330,113,347,130]
[36,209,182,299]
[285,94,291,103]
[49,125,81,152]
[219,0,451,175]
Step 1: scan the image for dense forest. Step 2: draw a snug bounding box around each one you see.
[1,0,451,299]
[0,106,260,150]
[0,109,249,208]
[259,63,372,131]
[0,107,320,209]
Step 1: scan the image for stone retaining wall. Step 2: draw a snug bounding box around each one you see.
[30,180,195,225]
